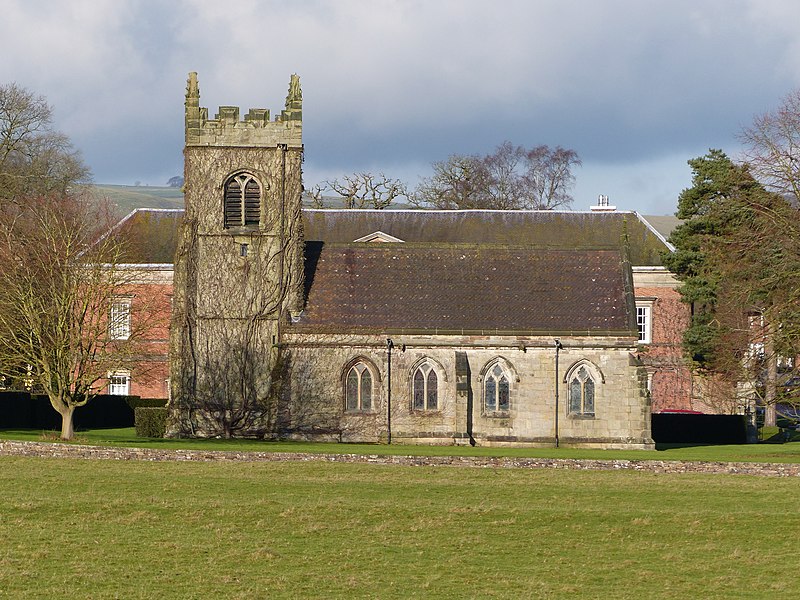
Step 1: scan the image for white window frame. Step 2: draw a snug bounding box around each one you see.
[108,371,130,396]
[110,297,132,340]
[635,301,653,345]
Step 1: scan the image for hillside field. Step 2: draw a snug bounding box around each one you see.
[93,184,185,217]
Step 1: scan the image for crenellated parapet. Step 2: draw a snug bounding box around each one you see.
[184,72,302,148]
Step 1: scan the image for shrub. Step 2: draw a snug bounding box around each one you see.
[135,407,168,438]
[127,397,168,410]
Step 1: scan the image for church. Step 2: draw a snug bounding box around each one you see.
[111,73,695,448]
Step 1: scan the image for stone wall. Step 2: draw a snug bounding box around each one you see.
[2,440,798,477]
[281,332,653,448]
[169,75,304,438]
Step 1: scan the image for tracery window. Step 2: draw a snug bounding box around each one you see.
[345,362,373,412]
[224,173,261,228]
[412,362,438,411]
[568,366,595,417]
[484,362,510,413]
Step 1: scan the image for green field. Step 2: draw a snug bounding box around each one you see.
[92,184,185,217]
[0,455,796,599]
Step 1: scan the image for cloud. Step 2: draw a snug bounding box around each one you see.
[2,0,800,210]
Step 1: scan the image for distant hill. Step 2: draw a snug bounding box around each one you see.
[93,185,416,216]
[93,184,184,217]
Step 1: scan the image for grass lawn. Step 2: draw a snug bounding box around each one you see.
[3,426,800,463]
[0,456,797,599]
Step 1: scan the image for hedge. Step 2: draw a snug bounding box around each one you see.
[134,407,168,438]
[0,391,167,430]
[652,413,747,444]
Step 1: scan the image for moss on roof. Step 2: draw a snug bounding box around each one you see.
[113,209,184,264]
[112,208,671,266]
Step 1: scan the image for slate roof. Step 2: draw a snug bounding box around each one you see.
[113,208,672,266]
[294,243,633,335]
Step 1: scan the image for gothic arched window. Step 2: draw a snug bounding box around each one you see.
[568,366,595,417]
[412,362,438,411]
[224,173,261,228]
[345,362,373,412]
[484,362,511,413]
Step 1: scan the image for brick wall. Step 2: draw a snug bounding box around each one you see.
[633,268,696,413]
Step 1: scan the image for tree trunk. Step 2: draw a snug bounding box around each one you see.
[60,405,76,440]
[765,335,778,428]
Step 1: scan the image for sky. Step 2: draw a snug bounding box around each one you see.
[2,0,800,215]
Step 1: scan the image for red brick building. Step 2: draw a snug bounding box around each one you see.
[113,206,695,415]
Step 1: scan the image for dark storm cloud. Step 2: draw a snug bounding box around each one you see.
[2,0,800,213]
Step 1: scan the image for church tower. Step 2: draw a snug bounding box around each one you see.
[169,72,304,436]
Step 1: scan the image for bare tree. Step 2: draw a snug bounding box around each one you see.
[740,89,800,204]
[0,83,90,201]
[413,142,580,210]
[306,183,326,208]
[521,145,582,209]
[413,153,488,209]
[324,172,408,209]
[0,192,161,439]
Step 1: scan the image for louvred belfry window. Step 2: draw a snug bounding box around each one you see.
[224,173,261,228]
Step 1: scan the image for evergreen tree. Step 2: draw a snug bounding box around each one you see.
[665,150,800,419]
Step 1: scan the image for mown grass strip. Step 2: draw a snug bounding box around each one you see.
[3,426,800,463]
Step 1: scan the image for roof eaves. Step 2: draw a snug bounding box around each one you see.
[303,208,639,216]
[289,325,638,337]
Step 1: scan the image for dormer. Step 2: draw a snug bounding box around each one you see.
[352,230,405,243]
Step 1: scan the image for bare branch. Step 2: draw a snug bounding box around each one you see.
[739,88,800,204]
[325,172,408,209]
[0,83,90,202]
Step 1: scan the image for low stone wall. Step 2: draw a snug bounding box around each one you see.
[1,440,799,477]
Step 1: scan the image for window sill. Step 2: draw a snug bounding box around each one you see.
[568,413,596,420]
[224,226,261,234]
[483,411,511,419]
